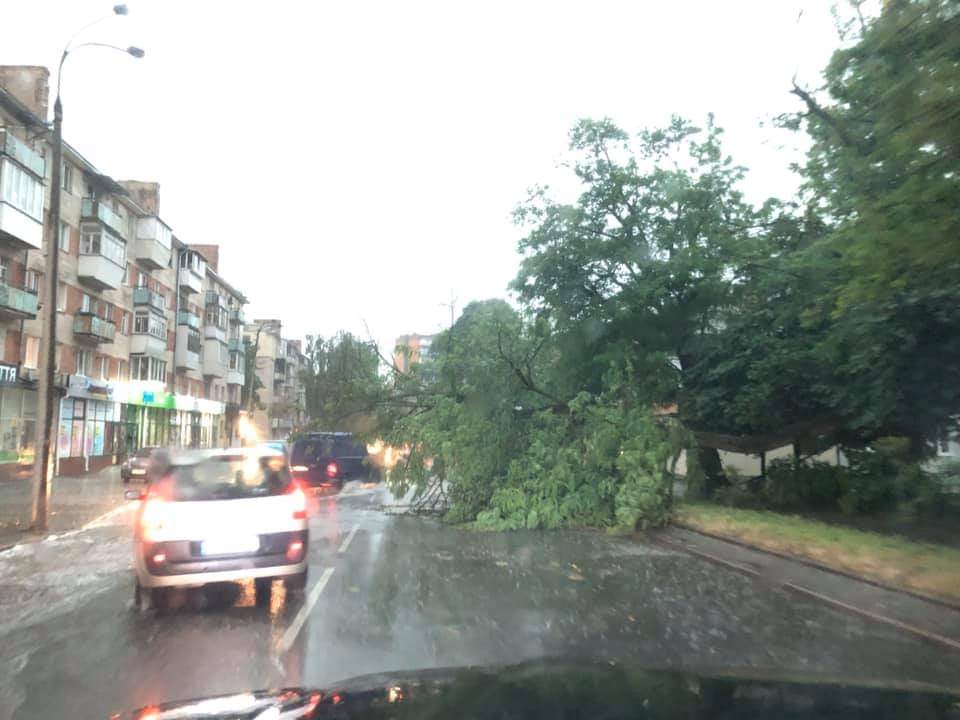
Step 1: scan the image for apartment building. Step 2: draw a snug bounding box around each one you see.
[242,319,306,441]
[393,333,435,373]
[0,66,249,478]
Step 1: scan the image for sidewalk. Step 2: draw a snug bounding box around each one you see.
[0,466,129,549]
[658,526,960,650]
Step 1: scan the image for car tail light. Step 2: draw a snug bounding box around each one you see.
[286,539,304,561]
[287,481,307,519]
[151,552,166,564]
[141,496,169,540]
[325,462,338,479]
[290,465,308,473]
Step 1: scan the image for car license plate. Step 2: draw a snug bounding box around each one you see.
[131,468,146,475]
[201,536,259,556]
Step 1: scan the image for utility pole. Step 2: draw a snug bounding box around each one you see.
[30,6,143,530]
[31,92,63,531]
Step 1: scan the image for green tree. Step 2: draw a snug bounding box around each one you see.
[241,334,264,412]
[512,116,778,489]
[790,0,960,452]
[301,332,385,434]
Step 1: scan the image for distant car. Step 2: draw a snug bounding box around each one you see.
[289,432,374,488]
[261,441,288,458]
[127,447,309,611]
[121,447,158,483]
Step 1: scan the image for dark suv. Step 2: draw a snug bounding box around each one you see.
[289,432,374,488]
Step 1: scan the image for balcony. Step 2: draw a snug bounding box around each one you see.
[227,337,243,353]
[0,282,38,319]
[77,253,125,290]
[204,323,226,342]
[178,266,203,295]
[0,132,44,250]
[130,332,167,358]
[73,313,116,343]
[175,326,200,371]
[205,291,227,309]
[202,339,226,378]
[81,198,127,239]
[177,310,200,329]
[226,369,244,386]
[229,307,245,324]
[134,217,172,270]
[133,286,166,313]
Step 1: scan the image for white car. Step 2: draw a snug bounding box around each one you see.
[128,447,309,610]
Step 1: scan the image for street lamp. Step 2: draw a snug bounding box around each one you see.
[32,6,143,530]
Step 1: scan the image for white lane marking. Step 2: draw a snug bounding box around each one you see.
[279,567,335,654]
[337,524,360,554]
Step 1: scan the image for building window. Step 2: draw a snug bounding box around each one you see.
[98,356,109,380]
[136,271,147,288]
[121,312,129,335]
[61,161,72,193]
[117,359,126,380]
[75,349,91,376]
[131,355,166,382]
[0,256,7,284]
[59,222,71,252]
[57,282,66,312]
[81,293,92,313]
[24,336,39,369]
[0,158,44,221]
[25,270,40,293]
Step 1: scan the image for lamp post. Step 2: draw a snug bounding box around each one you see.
[31,5,143,530]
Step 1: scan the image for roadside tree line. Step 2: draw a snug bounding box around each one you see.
[301,1,960,529]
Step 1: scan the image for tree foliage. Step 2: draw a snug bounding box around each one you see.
[300,332,385,434]
[308,0,960,526]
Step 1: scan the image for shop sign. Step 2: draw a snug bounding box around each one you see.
[139,390,176,409]
[0,363,17,385]
[67,374,114,399]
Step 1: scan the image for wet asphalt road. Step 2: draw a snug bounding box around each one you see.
[1,482,959,719]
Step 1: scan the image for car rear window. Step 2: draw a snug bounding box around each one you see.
[291,436,366,464]
[135,447,154,458]
[156,454,292,502]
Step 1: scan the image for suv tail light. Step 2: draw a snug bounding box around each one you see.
[325,462,339,479]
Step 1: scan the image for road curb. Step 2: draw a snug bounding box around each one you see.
[655,534,960,654]
[673,521,960,612]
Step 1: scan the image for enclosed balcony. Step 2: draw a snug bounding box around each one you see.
[73,313,116,343]
[178,250,206,295]
[0,131,45,250]
[229,306,245,324]
[130,332,167,358]
[175,326,201,371]
[227,337,243,353]
[134,217,172,270]
[78,223,126,290]
[0,281,38,320]
[81,198,128,239]
[205,291,227,309]
[202,338,226,378]
[133,286,166,313]
[226,368,244,386]
[204,322,226,343]
[177,310,200,330]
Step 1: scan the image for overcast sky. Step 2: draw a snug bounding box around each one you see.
[3,0,841,354]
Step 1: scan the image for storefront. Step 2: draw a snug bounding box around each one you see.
[54,379,225,475]
[0,362,37,481]
[56,375,126,476]
[120,382,224,451]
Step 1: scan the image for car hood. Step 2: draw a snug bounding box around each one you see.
[124,659,960,719]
